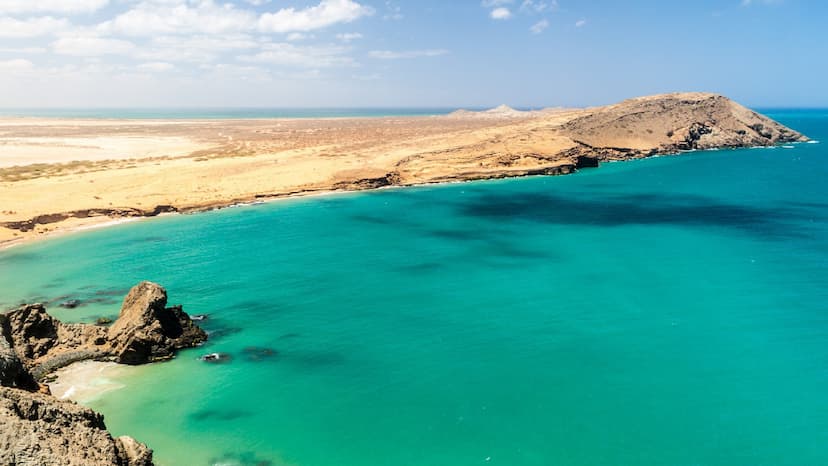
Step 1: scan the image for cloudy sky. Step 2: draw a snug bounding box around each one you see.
[0,0,823,108]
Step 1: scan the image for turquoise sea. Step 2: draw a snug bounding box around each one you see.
[1,110,826,465]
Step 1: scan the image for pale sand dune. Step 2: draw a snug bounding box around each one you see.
[0,136,213,168]
[0,94,806,248]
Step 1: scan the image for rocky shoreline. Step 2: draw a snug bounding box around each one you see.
[1,281,207,466]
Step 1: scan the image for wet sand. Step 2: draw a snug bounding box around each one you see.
[49,360,131,404]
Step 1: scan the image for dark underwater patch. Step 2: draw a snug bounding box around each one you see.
[190,408,251,422]
[0,250,41,265]
[283,349,346,369]
[457,190,817,240]
[207,452,272,466]
[204,325,244,341]
[241,346,278,362]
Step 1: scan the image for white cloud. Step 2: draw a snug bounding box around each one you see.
[481,0,513,7]
[286,32,311,41]
[575,19,586,27]
[530,19,549,34]
[53,35,136,56]
[100,0,256,36]
[138,61,174,72]
[258,0,373,33]
[490,7,512,19]
[0,0,108,14]
[0,58,33,71]
[0,16,69,38]
[0,46,48,54]
[368,49,449,59]
[240,42,354,68]
[382,1,402,20]
[521,0,555,13]
[136,34,260,63]
[337,32,363,42]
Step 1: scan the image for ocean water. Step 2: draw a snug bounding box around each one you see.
[0,107,462,119]
[0,110,826,465]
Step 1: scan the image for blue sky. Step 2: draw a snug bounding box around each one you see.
[0,0,824,108]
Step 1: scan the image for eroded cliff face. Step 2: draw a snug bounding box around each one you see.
[557,93,807,161]
[0,281,208,466]
[0,387,153,466]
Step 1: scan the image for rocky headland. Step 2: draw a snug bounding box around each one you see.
[0,281,206,466]
[0,92,808,248]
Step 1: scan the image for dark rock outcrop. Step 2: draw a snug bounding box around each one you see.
[574,155,600,168]
[4,281,207,376]
[0,315,36,390]
[107,282,208,365]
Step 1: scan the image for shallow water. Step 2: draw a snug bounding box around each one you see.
[1,110,827,465]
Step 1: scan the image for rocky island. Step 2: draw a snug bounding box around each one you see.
[1,282,206,466]
[0,92,807,249]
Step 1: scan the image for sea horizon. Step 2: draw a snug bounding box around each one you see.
[0,107,479,120]
[0,106,824,121]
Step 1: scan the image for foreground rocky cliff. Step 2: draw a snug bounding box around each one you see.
[0,282,207,466]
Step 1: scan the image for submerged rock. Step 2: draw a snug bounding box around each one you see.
[242,346,277,362]
[200,352,232,364]
[59,299,82,309]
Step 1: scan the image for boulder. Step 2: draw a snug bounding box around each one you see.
[107,281,207,365]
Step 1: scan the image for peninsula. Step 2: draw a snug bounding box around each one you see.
[0,92,807,248]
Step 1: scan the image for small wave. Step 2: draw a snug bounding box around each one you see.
[783,145,795,149]
[807,140,820,144]
[60,386,76,400]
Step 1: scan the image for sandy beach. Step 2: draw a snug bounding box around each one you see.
[48,360,131,404]
[0,93,805,249]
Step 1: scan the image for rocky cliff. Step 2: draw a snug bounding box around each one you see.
[389,92,808,186]
[557,92,807,160]
[0,387,153,466]
[0,282,207,466]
